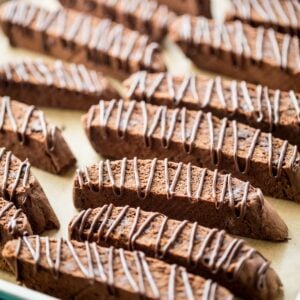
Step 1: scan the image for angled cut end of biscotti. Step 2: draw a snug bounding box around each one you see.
[0,148,59,233]
[0,96,76,174]
[0,198,32,271]
[3,236,234,300]
[0,60,119,110]
[69,204,282,300]
[73,158,288,241]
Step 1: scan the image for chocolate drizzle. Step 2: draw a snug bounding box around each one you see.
[69,204,271,292]
[0,60,106,94]
[230,0,300,34]
[126,71,300,132]
[77,158,263,218]
[175,15,300,72]
[12,236,229,299]
[1,1,162,72]
[0,96,56,152]
[60,0,175,40]
[86,100,298,181]
[0,148,30,202]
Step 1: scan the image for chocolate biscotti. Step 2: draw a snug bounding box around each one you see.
[3,236,234,300]
[124,71,300,147]
[0,147,59,233]
[169,16,300,92]
[69,204,282,300]
[0,1,165,80]
[83,100,300,202]
[0,96,76,174]
[59,0,176,41]
[0,198,32,271]
[156,0,211,18]
[226,0,300,38]
[73,158,288,241]
[0,59,118,110]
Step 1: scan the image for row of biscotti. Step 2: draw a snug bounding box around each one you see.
[3,68,300,204]
[0,58,122,175]
[0,1,299,91]
[0,153,283,299]
[0,201,283,300]
[58,0,300,38]
[1,58,300,151]
[82,99,300,203]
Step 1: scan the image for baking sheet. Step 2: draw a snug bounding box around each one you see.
[0,0,300,299]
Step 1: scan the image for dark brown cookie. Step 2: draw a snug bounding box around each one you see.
[0,1,165,80]
[0,59,118,110]
[0,147,59,233]
[59,0,176,41]
[82,99,300,202]
[0,96,76,174]
[169,15,300,92]
[69,204,282,300]
[0,198,32,271]
[226,0,300,38]
[73,158,288,241]
[3,236,234,300]
[123,71,300,147]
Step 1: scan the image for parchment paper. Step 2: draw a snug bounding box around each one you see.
[0,0,299,299]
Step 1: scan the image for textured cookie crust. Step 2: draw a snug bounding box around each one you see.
[69,204,282,300]
[0,1,165,80]
[59,0,176,41]
[3,236,233,300]
[0,60,118,110]
[73,158,288,241]
[123,72,300,147]
[169,16,300,92]
[82,99,300,202]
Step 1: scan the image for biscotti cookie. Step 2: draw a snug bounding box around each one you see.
[226,0,300,38]
[0,147,59,233]
[0,198,32,271]
[169,16,300,92]
[124,71,300,147]
[59,0,176,41]
[156,0,211,18]
[0,1,165,80]
[3,236,234,300]
[0,59,118,110]
[0,96,76,174]
[82,100,300,202]
[69,204,282,300]
[73,158,287,241]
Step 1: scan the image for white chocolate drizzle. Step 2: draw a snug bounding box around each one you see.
[70,204,271,293]
[76,158,265,219]
[1,1,162,72]
[13,236,230,299]
[86,100,298,181]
